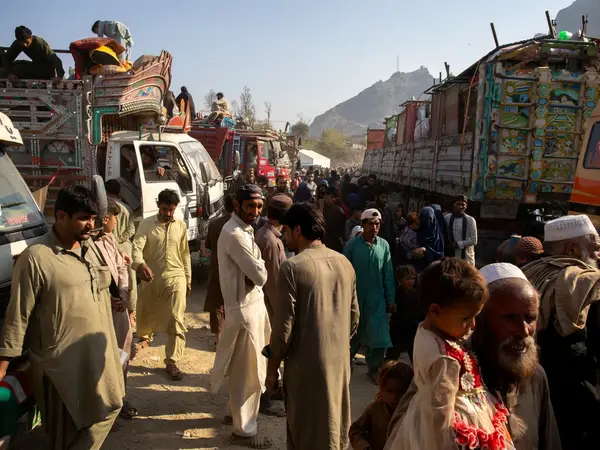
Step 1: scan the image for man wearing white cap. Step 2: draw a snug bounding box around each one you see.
[344,208,396,384]
[386,263,562,450]
[522,214,600,449]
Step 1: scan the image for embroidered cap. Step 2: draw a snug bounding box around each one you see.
[361,208,381,222]
[350,225,363,239]
[514,236,543,256]
[480,263,528,285]
[544,215,598,242]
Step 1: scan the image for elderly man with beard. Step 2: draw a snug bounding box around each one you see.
[522,215,600,449]
[386,263,561,450]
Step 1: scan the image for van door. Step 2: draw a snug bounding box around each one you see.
[132,140,199,242]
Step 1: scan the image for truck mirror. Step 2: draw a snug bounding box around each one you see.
[199,162,210,183]
[92,175,107,229]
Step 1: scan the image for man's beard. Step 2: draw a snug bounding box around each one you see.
[496,336,538,379]
[579,247,598,268]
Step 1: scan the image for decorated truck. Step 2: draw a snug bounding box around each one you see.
[362,36,600,261]
[570,99,600,227]
[0,38,224,248]
[188,124,293,191]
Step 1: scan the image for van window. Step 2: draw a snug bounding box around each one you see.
[0,147,46,235]
[140,144,193,192]
[179,140,221,181]
[584,122,600,169]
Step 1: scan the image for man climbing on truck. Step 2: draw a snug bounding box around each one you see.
[92,20,134,62]
[0,26,64,82]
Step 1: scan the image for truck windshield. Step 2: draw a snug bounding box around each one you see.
[179,141,222,181]
[273,141,290,166]
[0,146,46,235]
[258,140,271,160]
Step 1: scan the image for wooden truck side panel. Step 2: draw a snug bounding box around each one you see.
[364,39,599,220]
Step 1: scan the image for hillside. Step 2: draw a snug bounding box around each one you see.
[556,0,600,36]
[308,67,432,137]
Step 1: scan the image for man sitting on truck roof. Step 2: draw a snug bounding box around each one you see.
[206,92,231,124]
[0,26,65,83]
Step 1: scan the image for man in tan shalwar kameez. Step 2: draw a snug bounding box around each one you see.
[522,215,600,449]
[211,184,272,449]
[0,186,124,450]
[264,202,360,450]
[386,263,562,450]
[133,189,191,381]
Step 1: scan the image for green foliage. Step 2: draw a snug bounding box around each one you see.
[291,121,309,139]
[301,128,361,164]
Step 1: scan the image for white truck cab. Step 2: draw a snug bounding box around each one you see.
[102,130,224,250]
[0,113,48,320]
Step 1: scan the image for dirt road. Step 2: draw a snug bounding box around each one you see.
[17,278,377,450]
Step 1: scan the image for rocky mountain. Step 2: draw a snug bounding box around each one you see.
[308,67,433,137]
[556,0,600,36]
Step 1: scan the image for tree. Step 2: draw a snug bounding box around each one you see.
[291,121,309,140]
[239,86,256,127]
[314,129,350,162]
[203,89,216,111]
[264,101,272,125]
[230,100,239,117]
[296,112,312,125]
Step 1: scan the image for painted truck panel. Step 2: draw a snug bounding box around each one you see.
[363,38,599,219]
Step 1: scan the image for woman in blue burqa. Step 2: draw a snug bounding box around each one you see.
[413,206,445,272]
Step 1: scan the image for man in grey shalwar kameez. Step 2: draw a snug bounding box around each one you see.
[264,203,360,450]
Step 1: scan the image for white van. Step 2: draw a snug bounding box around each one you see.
[102,130,224,250]
[0,113,49,318]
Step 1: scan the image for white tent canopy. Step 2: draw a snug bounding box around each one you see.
[298,149,330,169]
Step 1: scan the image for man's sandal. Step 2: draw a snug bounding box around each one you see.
[165,363,184,381]
[260,403,286,417]
[229,433,273,449]
[120,401,139,420]
[134,339,150,352]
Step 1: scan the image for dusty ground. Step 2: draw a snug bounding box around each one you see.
[15,274,377,450]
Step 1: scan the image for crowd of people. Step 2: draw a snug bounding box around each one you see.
[202,168,600,449]
[0,167,599,450]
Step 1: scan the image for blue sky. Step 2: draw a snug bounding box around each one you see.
[2,0,571,126]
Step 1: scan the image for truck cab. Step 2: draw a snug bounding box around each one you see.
[0,113,48,319]
[101,131,224,250]
[188,126,286,189]
[570,103,600,227]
